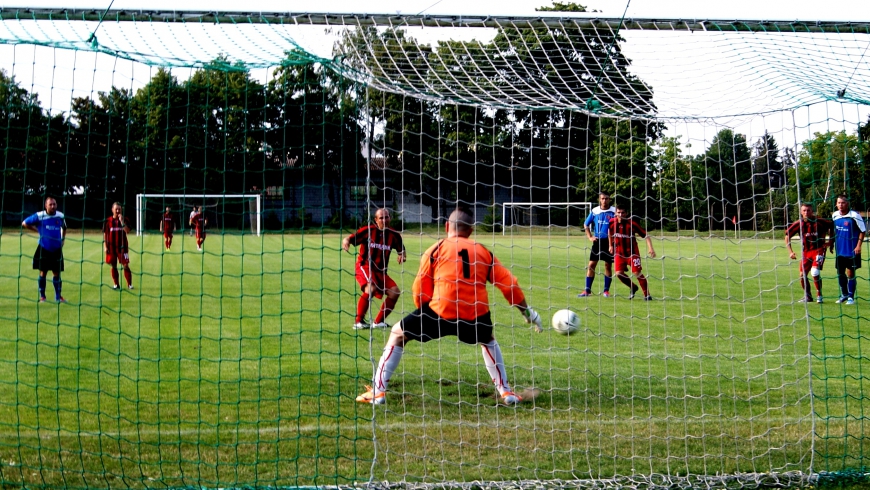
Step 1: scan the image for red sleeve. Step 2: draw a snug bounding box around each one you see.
[633,220,648,238]
[785,221,799,240]
[392,230,405,253]
[102,218,108,238]
[348,226,369,246]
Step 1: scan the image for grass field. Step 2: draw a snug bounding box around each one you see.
[0,230,867,488]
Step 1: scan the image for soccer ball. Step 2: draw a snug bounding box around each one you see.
[551,309,579,335]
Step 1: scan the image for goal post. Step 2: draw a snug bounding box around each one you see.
[501,202,592,235]
[135,194,262,236]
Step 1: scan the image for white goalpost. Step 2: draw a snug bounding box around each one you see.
[135,194,263,236]
[501,202,592,235]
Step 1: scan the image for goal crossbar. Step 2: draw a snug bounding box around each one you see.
[135,194,262,236]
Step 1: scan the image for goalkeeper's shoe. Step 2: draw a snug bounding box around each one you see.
[356,386,385,405]
[501,391,522,405]
[352,322,370,330]
[372,322,390,329]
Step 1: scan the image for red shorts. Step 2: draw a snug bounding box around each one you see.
[163,232,173,238]
[614,254,642,275]
[106,251,130,266]
[195,229,206,239]
[355,264,396,299]
[800,250,826,274]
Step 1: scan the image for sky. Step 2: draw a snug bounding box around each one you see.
[0,0,867,155]
[1,0,870,20]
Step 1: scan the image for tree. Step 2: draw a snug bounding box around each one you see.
[796,130,867,210]
[697,129,752,231]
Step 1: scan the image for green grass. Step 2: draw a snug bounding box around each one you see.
[0,230,868,488]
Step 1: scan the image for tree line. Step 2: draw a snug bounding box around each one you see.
[1,9,868,231]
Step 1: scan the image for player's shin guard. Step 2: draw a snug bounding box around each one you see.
[355,293,370,323]
[481,340,511,395]
[110,267,120,287]
[374,345,403,395]
[638,275,650,296]
[37,276,46,298]
[375,295,398,324]
[123,268,133,288]
[839,273,848,297]
[848,278,857,298]
[52,276,61,299]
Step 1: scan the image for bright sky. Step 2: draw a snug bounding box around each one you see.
[2,0,870,20]
[0,0,867,154]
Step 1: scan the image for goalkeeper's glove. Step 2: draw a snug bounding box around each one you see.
[523,307,543,333]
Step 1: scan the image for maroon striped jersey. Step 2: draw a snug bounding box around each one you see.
[103,216,129,253]
[608,217,647,257]
[786,218,833,252]
[192,213,206,231]
[161,212,176,233]
[347,224,405,272]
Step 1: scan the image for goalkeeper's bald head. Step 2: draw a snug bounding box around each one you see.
[448,208,474,238]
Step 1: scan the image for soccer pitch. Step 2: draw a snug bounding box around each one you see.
[0,231,866,487]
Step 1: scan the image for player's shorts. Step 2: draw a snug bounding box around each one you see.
[355,264,396,299]
[799,250,826,274]
[589,238,613,263]
[163,231,173,238]
[106,250,130,267]
[32,245,64,273]
[399,304,494,344]
[614,254,642,275]
[836,254,862,273]
[195,229,206,240]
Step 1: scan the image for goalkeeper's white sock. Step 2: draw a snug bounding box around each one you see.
[481,340,511,395]
[374,345,403,396]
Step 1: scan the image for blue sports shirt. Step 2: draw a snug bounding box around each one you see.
[584,206,616,239]
[23,211,67,252]
[832,210,866,258]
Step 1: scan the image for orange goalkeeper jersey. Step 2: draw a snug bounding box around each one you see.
[412,236,526,320]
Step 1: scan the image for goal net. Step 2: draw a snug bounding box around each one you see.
[501,202,591,234]
[135,194,263,235]
[0,8,868,490]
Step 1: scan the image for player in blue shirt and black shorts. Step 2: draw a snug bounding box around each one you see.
[22,196,68,303]
[579,193,616,297]
[832,194,866,305]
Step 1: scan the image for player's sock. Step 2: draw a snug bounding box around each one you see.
[123,268,133,288]
[638,275,649,297]
[800,276,809,297]
[355,293,370,324]
[603,275,613,292]
[617,274,633,290]
[584,276,593,293]
[111,268,120,287]
[374,345,403,395]
[37,276,46,298]
[848,278,857,298]
[838,274,848,297]
[481,340,511,395]
[52,276,62,299]
[375,295,398,324]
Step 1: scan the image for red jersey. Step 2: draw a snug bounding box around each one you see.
[608,218,647,257]
[103,216,129,253]
[161,212,176,234]
[347,224,405,273]
[786,218,833,253]
[192,213,206,231]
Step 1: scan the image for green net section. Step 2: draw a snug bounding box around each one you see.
[0,10,868,489]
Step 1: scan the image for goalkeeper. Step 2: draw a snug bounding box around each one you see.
[357,208,543,406]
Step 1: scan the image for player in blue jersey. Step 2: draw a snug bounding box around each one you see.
[831,195,866,305]
[579,192,616,297]
[22,196,68,303]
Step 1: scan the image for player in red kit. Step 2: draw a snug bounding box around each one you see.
[785,203,834,303]
[608,204,656,300]
[342,208,406,330]
[103,202,134,290]
[190,207,208,251]
[159,207,176,251]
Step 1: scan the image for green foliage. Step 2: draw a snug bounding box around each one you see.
[797,130,868,210]
[536,1,590,12]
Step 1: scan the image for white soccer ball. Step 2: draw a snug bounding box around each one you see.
[551,309,579,335]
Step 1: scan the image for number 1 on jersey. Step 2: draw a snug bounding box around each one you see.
[458,249,471,279]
